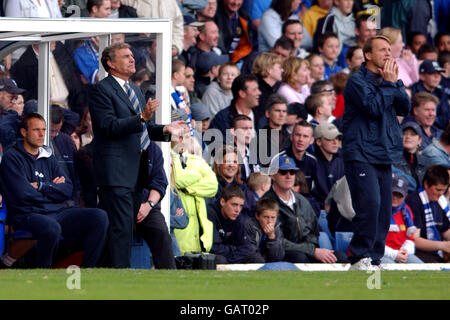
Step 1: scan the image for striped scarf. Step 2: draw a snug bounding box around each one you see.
[170,87,194,136]
[390,202,417,237]
[418,185,450,257]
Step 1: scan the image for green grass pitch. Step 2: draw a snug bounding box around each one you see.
[0,269,449,300]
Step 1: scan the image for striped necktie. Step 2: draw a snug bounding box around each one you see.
[124,82,150,151]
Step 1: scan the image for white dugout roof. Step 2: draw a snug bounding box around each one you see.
[0,17,173,226]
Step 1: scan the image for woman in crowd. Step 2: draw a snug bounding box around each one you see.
[212,145,256,218]
[342,46,364,74]
[307,53,325,86]
[379,27,419,88]
[393,122,431,192]
[277,56,310,104]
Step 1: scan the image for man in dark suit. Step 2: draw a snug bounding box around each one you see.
[89,42,187,268]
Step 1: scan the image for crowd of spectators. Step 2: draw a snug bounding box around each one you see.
[0,0,449,269]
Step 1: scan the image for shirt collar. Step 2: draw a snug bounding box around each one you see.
[111,74,128,92]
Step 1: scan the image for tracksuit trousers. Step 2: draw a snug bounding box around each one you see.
[9,207,108,268]
[344,161,392,265]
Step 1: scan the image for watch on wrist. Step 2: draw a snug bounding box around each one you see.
[148,200,156,208]
[140,114,146,124]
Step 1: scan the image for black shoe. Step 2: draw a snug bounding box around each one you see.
[0,259,9,269]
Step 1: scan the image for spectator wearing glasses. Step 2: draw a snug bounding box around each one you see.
[262,154,348,263]
[279,120,319,212]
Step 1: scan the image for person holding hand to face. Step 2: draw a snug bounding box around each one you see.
[245,198,285,262]
[343,35,411,270]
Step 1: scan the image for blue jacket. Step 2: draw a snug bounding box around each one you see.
[170,189,189,256]
[421,138,450,168]
[342,63,411,164]
[207,199,254,263]
[0,142,73,218]
[0,110,20,151]
[314,146,345,205]
[52,132,80,201]
[208,177,257,219]
[393,150,431,191]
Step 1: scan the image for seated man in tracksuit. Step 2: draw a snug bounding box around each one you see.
[207,184,265,264]
[0,113,108,268]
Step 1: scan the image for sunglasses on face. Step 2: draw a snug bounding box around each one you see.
[279,169,297,176]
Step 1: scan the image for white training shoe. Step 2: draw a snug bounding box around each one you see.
[349,257,374,271]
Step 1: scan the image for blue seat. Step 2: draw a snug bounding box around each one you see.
[0,203,6,255]
[130,235,152,269]
[0,202,39,257]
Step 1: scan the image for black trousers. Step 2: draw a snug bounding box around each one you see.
[98,186,140,268]
[98,185,176,269]
[136,209,176,269]
[344,161,392,265]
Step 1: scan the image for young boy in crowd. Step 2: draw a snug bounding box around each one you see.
[207,184,265,264]
[247,172,271,203]
[382,176,423,264]
[171,59,194,135]
[406,165,450,263]
[305,94,334,127]
[318,32,343,80]
[245,198,285,263]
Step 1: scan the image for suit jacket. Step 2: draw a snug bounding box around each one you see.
[89,75,167,188]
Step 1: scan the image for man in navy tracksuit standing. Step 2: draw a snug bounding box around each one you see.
[343,35,411,270]
[0,113,108,268]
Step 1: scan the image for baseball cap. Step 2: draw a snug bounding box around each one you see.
[0,78,25,94]
[392,175,409,197]
[277,155,299,171]
[314,122,342,139]
[401,121,422,135]
[190,102,211,121]
[419,60,445,74]
[196,51,229,74]
[183,15,205,28]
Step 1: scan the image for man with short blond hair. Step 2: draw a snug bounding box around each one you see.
[343,35,411,270]
[405,92,443,150]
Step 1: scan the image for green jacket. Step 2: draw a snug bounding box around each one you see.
[261,187,319,257]
[172,151,218,254]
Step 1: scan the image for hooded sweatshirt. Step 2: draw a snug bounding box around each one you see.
[0,141,73,217]
[330,7,356,49]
